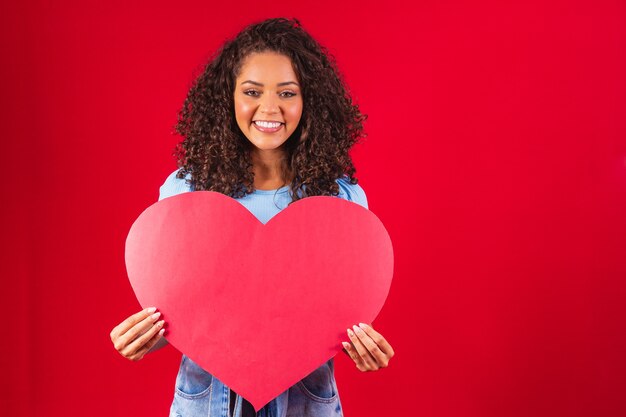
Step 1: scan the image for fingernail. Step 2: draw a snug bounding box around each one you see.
[151,312,161,321]
[359,323,368,330]
[146,307,157,313]
[342,342,351,350]
[157,320,165,327]
[347,329,354,337]
[158,328,165,336]
[353,325,363,334]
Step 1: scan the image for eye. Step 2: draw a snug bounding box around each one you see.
[280,91,297,98]
[243,89,260,97]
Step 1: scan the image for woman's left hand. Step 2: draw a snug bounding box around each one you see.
[343,323,394,372]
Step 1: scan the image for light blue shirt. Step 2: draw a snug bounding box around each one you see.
[158,169,369,222]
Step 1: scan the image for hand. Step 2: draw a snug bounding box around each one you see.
[110,307,166,361]
[342,323,394,372]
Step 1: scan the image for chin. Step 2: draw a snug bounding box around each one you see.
[250,137,288,151]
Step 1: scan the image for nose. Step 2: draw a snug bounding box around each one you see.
[260,93,279,115]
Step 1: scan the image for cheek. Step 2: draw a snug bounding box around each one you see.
[235,100,254,124]
[288,102,304,123]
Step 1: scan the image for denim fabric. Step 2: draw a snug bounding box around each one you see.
[169,356,343,417]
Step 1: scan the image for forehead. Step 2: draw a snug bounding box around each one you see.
[237,52,298,82]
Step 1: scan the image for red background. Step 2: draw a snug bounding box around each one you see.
[2,1,625,416]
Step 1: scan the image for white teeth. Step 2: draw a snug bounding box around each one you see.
[254,121,282,128]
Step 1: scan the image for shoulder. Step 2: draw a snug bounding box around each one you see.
[159,169,193,201]
[336,177,368,209]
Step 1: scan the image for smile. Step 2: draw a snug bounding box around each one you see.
[253,121,284,132]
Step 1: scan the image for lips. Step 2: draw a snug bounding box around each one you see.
[253,120,284,133]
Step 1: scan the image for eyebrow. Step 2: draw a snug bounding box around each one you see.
[240,80,300,87]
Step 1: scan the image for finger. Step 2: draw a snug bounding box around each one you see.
[114,312,161,351]
[352,326,387,366]
[127,326,166,361]
[342,341,369,372]
[111,307,156,340]
[128,329,164,361]
[341,341,360,363]
[341,343,351,357]
[353,325,389,368]
[142,326,166,353]
[130,327,165,361]
[358,323,395,357]
[347,328,377,370]
[122,320,165,357]
[111,307,155,339]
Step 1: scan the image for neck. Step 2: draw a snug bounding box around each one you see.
[251,149,291,190]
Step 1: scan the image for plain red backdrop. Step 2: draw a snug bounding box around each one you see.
[1,1,625,416]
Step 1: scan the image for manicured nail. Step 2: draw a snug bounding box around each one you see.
[359,323,369,330]
[158,328,165,336]
[157,320,164,327]
[342,342,351,350]
[151,312,161,321]
[347,329,354,337]
[353,325,363,334]
[146,307,157,313]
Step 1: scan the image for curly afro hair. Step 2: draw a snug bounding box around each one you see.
[174,17,367,201]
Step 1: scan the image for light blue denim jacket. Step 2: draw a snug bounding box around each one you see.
[158,170,368,417]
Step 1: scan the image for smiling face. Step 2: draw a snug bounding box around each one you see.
[234,52,303,154]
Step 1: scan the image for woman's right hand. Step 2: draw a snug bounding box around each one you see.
[110,307,166,361]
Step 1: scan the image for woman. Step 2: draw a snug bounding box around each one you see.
[110,17,394,417]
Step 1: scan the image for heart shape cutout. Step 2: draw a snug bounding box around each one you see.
[125,191,393,410]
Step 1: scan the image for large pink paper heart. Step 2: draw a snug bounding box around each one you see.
[125,191,393,410]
